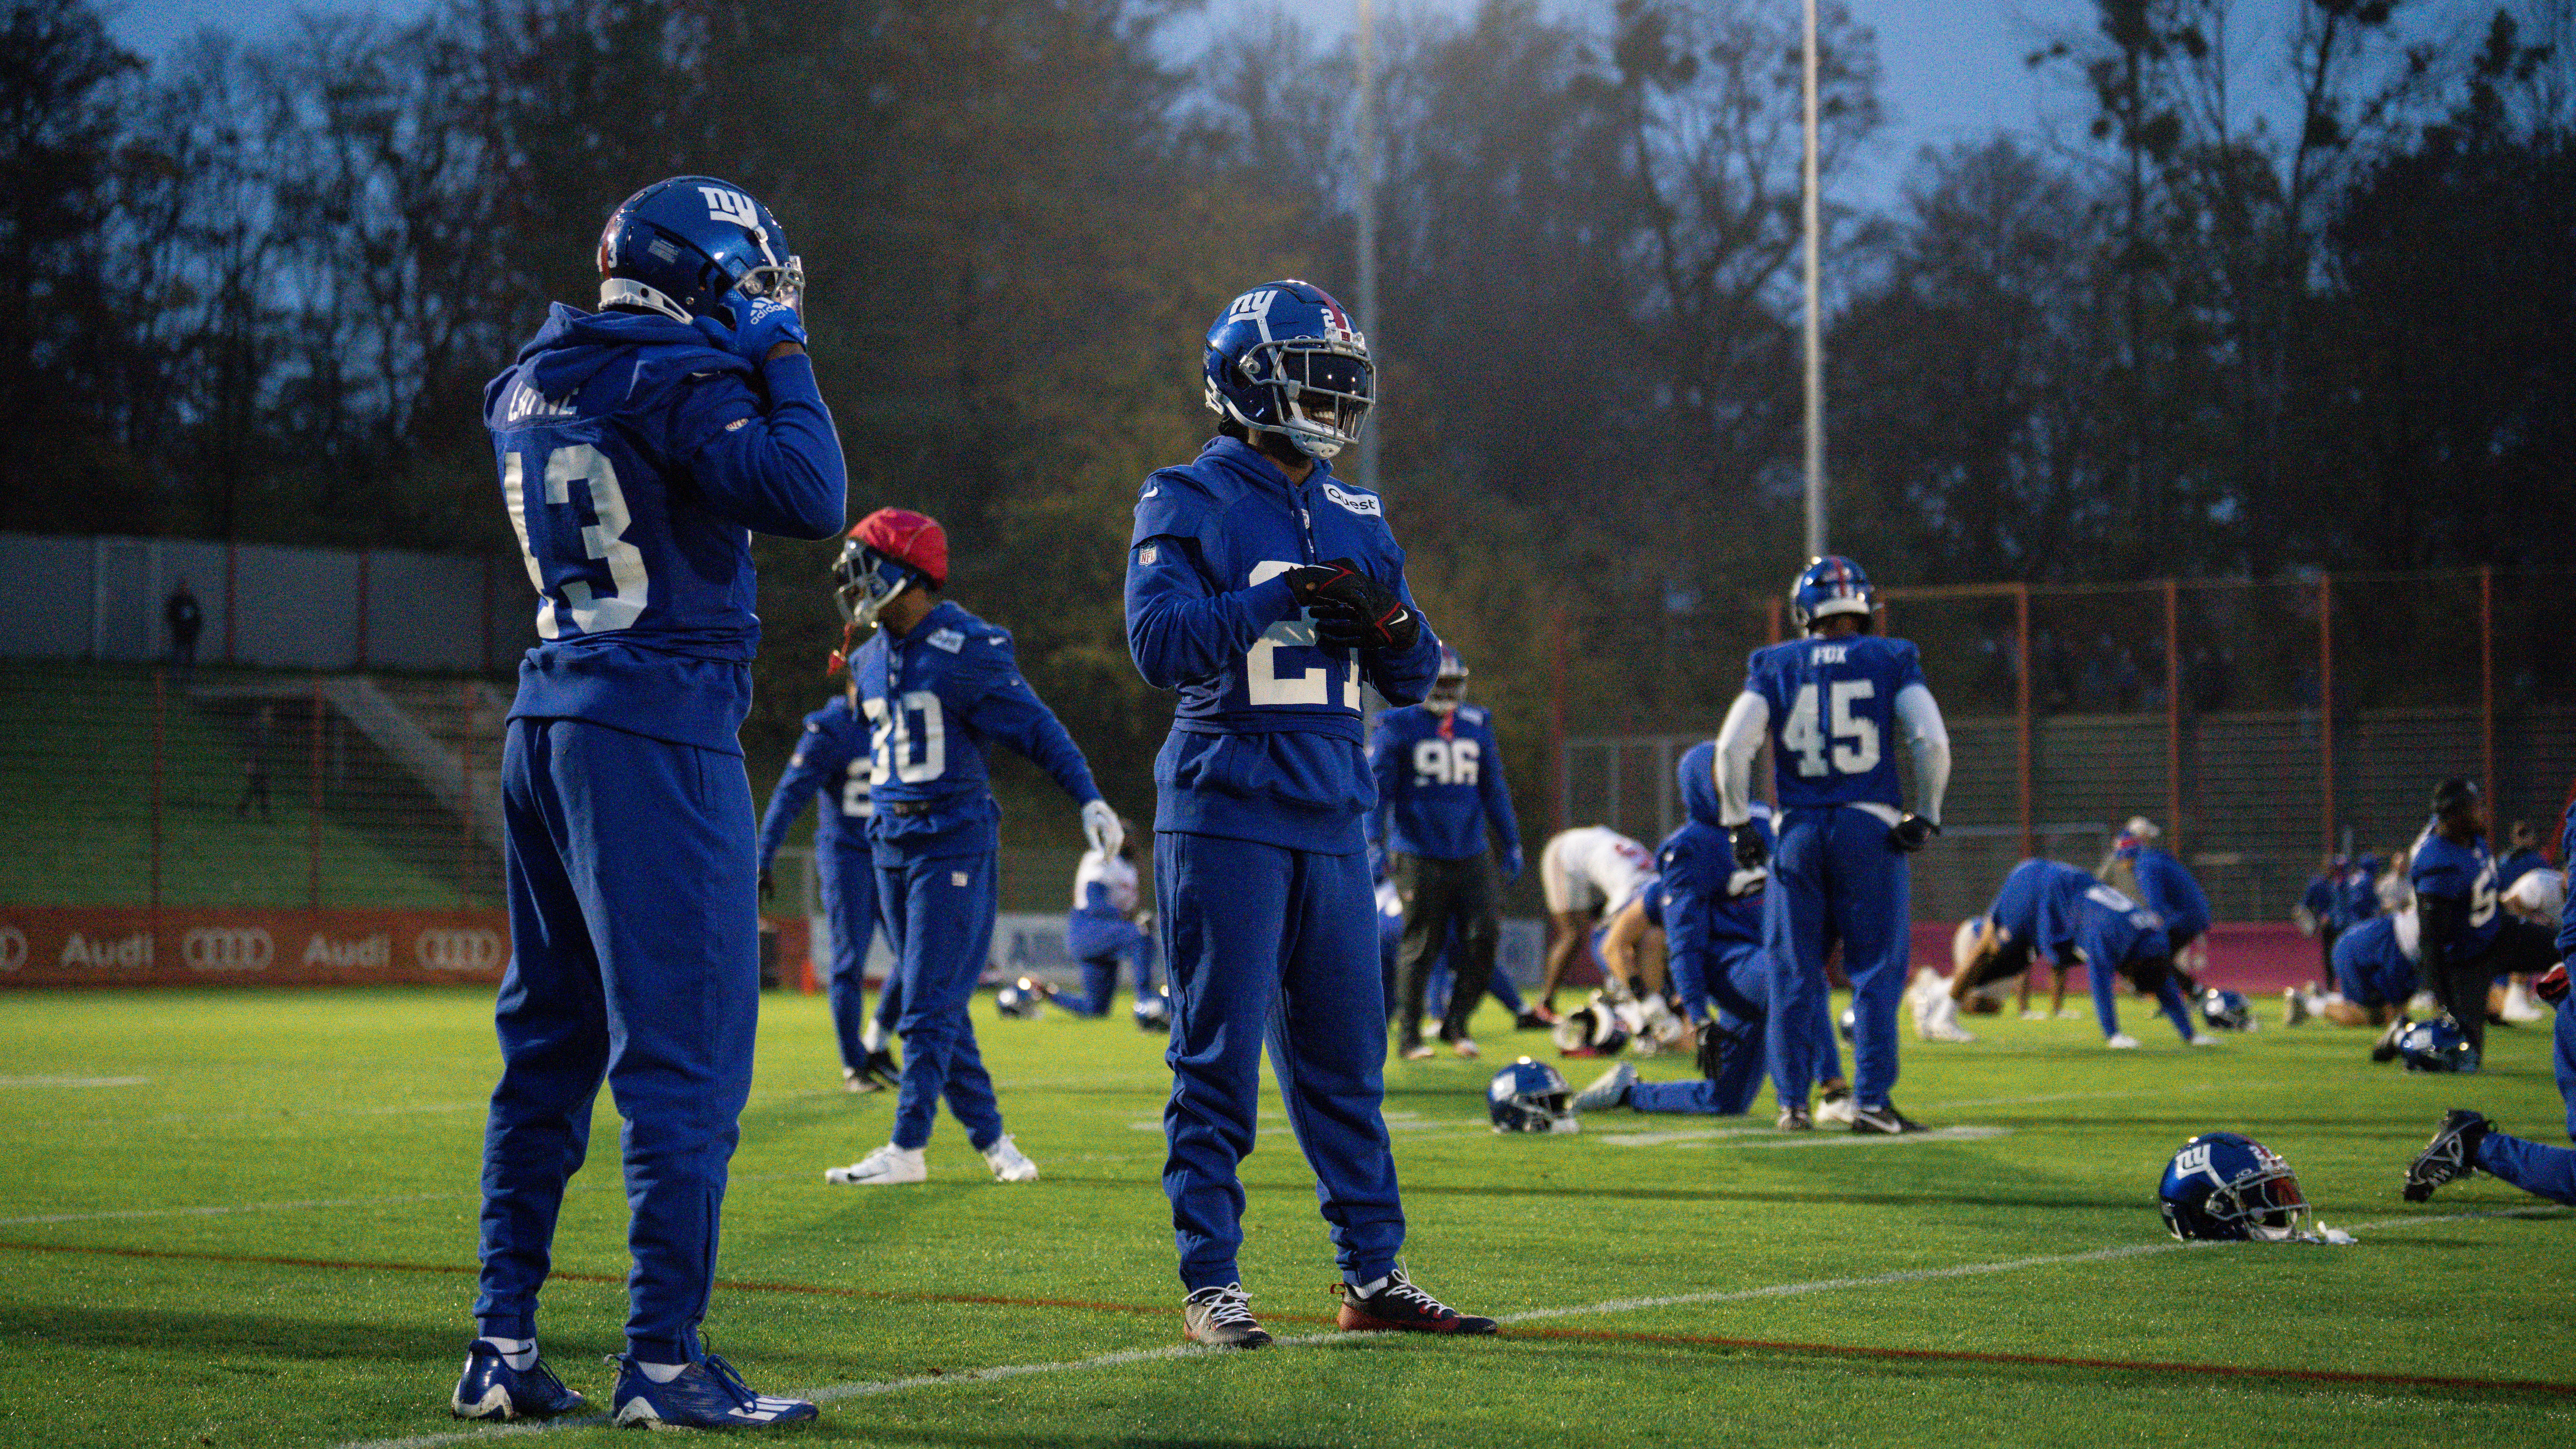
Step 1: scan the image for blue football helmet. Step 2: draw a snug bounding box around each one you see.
[595,176,803,326]
[2399,1014,2479,1073]
[1789,556,1875,631]
[2198,987,2256,1032]
[1203,280,1373,460]
[1488,1058,1578,1133]
[2157,1132,2310,1242]
[995,976,1046,1019]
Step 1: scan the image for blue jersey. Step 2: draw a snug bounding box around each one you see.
[2409,823,2503,964]
[755,693,873,870]
[851,600,1101,862]
[1742,634,1927,811]
[2128,847,2211,941]
[2559,798,2576,967]
[1126,437,1442,853]
[1658,806,1771,1023]
[2301,873,2338,927]
[1369,702,1520,862]
[2497,848,2548,894]
[2337,856,2385,929]
[1989,859,2169,974]
[485,304,845,754]
[2331,914,2418,1009]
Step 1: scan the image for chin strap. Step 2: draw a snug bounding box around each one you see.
[826,620,857,675]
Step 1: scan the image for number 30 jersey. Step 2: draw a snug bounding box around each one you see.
[1740,634,1929,812]
[483,303,846,754]
[1126,436,1443,854]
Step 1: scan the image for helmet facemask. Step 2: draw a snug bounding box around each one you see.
[1428,657,1469,714]
[833,542,916,631]
[2206,1166,2309,1242]
[1223,337,1373,460]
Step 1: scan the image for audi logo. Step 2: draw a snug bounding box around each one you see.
[0,927,24,973]
[183,927,275,973]
[415,928,505,973]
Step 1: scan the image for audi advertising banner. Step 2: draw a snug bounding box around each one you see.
[0,908,510,987]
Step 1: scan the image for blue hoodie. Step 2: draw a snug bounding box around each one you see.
[1126,437,1441,854]
[485,303,846,754]
[1658,741,1774,1023]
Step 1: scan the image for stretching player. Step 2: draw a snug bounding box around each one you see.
[2410,777,2559,1063]
[1047,827,1168,1030]
[2104,817,2210,985]
[1718,557,1950,1132]
[822,507,1120,1187]
[465,177,838,1428]
[754,678,896,1092]
[1940,859,2213,1049]
[2282,908,2420,1038]
[1373,645,1524,1059]
[1128,279,1491,1347]
[1535,825,1658,1010]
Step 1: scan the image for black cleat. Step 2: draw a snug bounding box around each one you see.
[2403,1110,2490,1203]
[1513,1007,1559,1031]
[1850,1100,1928,1135]
[2370,1016,2413,1064]
[451,1340,586,1421]
[1333,1269,1496,1335]
[858,1046,902,1091]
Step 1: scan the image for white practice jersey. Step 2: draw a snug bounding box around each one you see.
[1073,848,1140,915]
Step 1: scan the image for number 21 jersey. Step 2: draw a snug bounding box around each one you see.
[1742,634,1927,812]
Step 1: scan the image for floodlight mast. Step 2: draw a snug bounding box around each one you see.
[1801,0,1826,558]
[1357,0,1381,494]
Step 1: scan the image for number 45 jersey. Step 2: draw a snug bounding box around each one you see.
[483,303,846,754]
[1126,436,1443,854]
[1742,634,1929,813]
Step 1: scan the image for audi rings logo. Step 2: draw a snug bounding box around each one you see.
[416,928,504,974]
[0,926,25,973]
[183,927,275,973]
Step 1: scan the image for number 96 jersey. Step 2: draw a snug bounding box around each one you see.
[1742,634,1928,812]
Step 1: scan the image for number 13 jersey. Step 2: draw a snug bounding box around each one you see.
[1741,634,1929,812]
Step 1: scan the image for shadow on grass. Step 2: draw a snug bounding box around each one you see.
[0,1300,462,1362]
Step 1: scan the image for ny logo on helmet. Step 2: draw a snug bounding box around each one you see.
[2174,1143,2214,1179]
[700,187,761,230]
[1227,289,1278,324]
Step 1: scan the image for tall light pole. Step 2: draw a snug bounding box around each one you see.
[1800,0,1826,558]
[1356,0,1381,494]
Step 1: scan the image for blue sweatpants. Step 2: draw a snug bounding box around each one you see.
[1764,807,1909,1111]
[815,842,878,1072]
[1056,930,1163,1017]
[1157,831,1403,1292]
[2471,1001,2576,1206]
[476,718,758,1365]
[2087,957,2197,1042]
[878,849,1006,1153]
[1644,942,1833,1116]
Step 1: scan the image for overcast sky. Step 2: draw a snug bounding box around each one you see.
[106,0,2487,213]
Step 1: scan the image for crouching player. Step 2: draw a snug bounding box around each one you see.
[465,177,839,1427]
[1939,859,2214,1049]
[822,507,1123,1187]
[1128,279,1492,1347]
[2282,907,2419,1045]
[1047,827,1168,1030]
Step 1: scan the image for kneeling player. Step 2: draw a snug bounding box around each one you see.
[2283,908,2418,1040]
[1047,827,1167,1031]
[1942,859,2213,1048]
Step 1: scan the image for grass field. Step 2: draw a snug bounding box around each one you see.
[3,986,2572,1449]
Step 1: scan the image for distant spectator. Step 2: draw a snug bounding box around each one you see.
[164,580,203,681]
[236,704,274,822]
[2496,821,2546,893]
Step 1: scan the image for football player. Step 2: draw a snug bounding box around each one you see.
[2496,820,2548,893]
[753,656,896,1093]
[1372,645,1525,1060]
[1047,825,1167,1030]
[1535,824,1658,1011]
[1717,557,1952,1132]
[466,177,840,1428]
[1942,859,2214,1049]
[1126,280,1492,1348]
[2282,907,2420,1038]
[2101,817,2211,986]
[2408,777,2561,1061]
[821,507,1121,1187]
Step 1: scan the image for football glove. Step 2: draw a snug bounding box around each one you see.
[2536,963,2570,1006]
[1694,1021,1737,1082]
[1080,799,1123,859]
[1729,823,1768,870]
[696,291,808,366]
[1284,558,1420,652]
[758,867,776,904]
[1891,814,1941,853]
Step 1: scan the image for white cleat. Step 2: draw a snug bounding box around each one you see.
[1813,1086,1858,1126]
[2105,1033,2141,1050]
[825,1143,926,1186]
[1916,994,1976,1044]
[2054,1009,2083,1021]
[1571,1061,1637,1113]
[2407,990,2440,1017]
[2502,984,2547,1024]
[980,1134,1039,1182]
[2187,1033,2223,1048]
[2282,986,2312,1028]
[2020,1009,2051,1022]
[1449,1037,1482,1061]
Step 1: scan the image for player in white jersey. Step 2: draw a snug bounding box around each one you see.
[1536,825,1658,1011]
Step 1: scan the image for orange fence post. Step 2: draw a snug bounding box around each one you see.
[2163,578,2181,841]
[2014,582,2033,858]
[308,677,325,911]
[2318,573,2335,858]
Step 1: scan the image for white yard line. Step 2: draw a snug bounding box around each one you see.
[0,1075,149,1088]
[1594,1124,2010,1148]
[0,1192,475,1227]
[325,1204,2568,1449]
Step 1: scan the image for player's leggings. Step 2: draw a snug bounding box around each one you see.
[1392,852,1502,1047]
[1429,953,1528,1017]
[1053,934,1162,1016]
[1644,943,1837,1116]
[2470,1001,2576,1205]
[2090,955,2196,1042]
[1157,831,1403,1292]
[2433,919,2559,1058]
[477,718,757,1366]
[814,842,878,1072]
[878,848,1008,1152]
[1764,807,1909,1110]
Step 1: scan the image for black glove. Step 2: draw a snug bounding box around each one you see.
[1729,823,1768,870]
[1695,1021,1738,1082]
[2536,963,2569,1006]
[1284,558,1420,652]
[1891,814,1941,853]
[758,867,776,904]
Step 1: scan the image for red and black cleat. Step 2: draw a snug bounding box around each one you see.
[1332,1270,1497,1335]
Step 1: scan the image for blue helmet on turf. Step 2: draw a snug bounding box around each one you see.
[1488,1057,1578,1134]
[1203,280,1373,460]
[1790,556,1875,632]
[2157,1131,2309,1242]
[2198,987,2256,1032]
[596,176,803,326]
[2398,1014,2479,1073]
[995,976,1046,1019]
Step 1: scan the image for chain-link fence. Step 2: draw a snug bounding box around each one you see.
[1561,569,2576,923]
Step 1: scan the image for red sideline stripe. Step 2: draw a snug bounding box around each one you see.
[6,1238,2567,1396]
